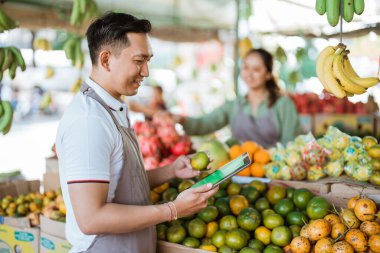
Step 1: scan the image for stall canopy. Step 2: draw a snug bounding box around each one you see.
[4,0,380,42]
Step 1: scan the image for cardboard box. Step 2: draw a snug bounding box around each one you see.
[157,240,209,253]
[45,156,59,173]
[40,215,72,253]
[40,232,72,253]
[43,172,60,192]
[0,216,31,229]
[0,180,40,199]
[0,224,39,253]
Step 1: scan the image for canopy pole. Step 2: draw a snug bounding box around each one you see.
[234,0,241,96]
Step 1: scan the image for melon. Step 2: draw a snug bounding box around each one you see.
[198,140,229,171]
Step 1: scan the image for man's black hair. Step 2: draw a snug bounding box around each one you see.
[86,12,151,65]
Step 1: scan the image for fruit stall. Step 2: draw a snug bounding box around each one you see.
[1,0,380,253]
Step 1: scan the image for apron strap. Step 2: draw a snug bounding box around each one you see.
[80,82,126,132]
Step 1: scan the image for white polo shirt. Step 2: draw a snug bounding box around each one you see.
[56,78,129,252]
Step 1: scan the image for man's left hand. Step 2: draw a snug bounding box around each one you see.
[171,155,200,179]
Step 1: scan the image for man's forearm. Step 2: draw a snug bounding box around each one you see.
[80,203,168,235]
[147,165,175,188]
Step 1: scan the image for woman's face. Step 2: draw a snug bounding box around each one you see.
[241,53,271,90]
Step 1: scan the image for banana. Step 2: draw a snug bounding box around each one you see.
[9,46,26,71]
[342,56,380,88]
[74,38,84,68]
[326,0,340,27]
[322,49,347,98]
[1,47,13,72]
[343,0,354,22]
[0,101,13,135]
[79,0,87,15]
[315,0,326,15]
[333,53,366,94]
[0,101,3,117]
[0,48,5,71]
[70,0,81,26]
[63,37,77,60]
[0,8,18,30]
[71,78,83,93]
[316,46,337,92]
[8,62,17,80]
[353,0,364,15]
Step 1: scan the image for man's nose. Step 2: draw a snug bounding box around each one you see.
[140,62,149,77]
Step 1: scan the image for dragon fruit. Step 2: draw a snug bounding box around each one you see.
[157,123,180,148]
[144,156,160,170]
[170,137,192,156]
[139,136,162,158]
[135,121,156,137]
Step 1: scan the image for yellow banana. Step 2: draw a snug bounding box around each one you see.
[316,46,337,92]
[333,54,366,94]
[71,78,83,93]
[342,55,380,88]
[322,51,346,98]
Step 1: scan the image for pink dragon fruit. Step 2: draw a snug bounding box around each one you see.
[133,121,144,135]
[138,136,162,158]
[137,121,156,137]
[144,156,160,170]
[170,137,192,156]
[157,123,180,148]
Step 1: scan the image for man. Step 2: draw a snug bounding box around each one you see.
[56,12,218,253]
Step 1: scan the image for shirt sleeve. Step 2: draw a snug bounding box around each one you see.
[276,96,300,145]
[59,116,115,184]
[182,100,234,135]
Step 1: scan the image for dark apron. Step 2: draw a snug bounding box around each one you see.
[80,83,156,253]
[231,101,279,148]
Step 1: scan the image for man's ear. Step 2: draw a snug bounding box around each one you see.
[99,50,111,71]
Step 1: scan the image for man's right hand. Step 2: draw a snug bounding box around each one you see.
[173,184,219,218]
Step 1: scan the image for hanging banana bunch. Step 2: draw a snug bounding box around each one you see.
[315,0,365,27]
[316,43,379,98]
[0,47,26,81]
[33,38,53,51]
[0,7,18,32]
[70,0,100,26]
[0,100,14,135]
[63,36,84,69]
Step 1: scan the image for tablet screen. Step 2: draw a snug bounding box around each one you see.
[191,152,250,189]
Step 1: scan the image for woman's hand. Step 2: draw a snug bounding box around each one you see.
[174,184,219,218]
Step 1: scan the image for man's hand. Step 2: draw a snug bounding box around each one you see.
[171,155,200,179]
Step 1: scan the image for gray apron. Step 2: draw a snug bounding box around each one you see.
[231,101,279,148]
[80,83,156,253]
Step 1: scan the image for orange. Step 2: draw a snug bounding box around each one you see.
[237,167,251,177]
[153,182,169,194]
[205,221,219,238]
[199,245,217,251]
[250,163,265,178]
[229,145,243,160]
[254,226,272,245]
[242,141,259,159]
[229,195,249,215]
[254,149,270,164]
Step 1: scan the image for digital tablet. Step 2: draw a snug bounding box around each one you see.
[191,152,252,190]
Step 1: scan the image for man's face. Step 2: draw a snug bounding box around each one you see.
[109,33,153,97]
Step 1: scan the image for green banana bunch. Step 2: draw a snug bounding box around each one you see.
[70,0,100,26]
[315,0,365,26]
[0,47,26,81]
[63,36,84,69]
[316,43,379,98]
[0,100,14,135]
[0,7,18,32]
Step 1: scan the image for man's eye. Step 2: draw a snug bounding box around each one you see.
[135,60,144,65]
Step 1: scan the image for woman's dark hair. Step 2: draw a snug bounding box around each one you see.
[245,48,281,107]
[86,12,152,65]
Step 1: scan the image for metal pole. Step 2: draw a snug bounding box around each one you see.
[234,0,240,96]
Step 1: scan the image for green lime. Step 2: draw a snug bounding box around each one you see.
[286,187,295,199]
[237,208,261,231]
[191,152,210,171]
[197,206,219,223]
[263,213,284,229]
[225,229,248,250]
[211,230,227,248]
[182,237,200,248]
[248,239,265,251]
[240,247,261,253]
[178,180,195,192]
[188,218,206,239]
[166,224,186,243]
[255,197,271,211]
[270,226,292,247]
[219,215,238,231]
[156,224,167,241]
[274,199,295,216]
[293,188,314,210]
[263,244,284,253]
[306,196,331,219]
[241,186,260,204]
[286,211,309,226]
[215,197,231,216]
[262,209,276,218]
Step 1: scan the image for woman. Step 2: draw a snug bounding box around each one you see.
[165,48,300,148]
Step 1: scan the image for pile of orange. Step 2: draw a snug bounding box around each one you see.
[221,141,271,178]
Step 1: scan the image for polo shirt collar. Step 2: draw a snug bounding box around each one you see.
[86,78,127,112]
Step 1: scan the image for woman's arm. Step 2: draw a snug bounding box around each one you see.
[277,96,300,144]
